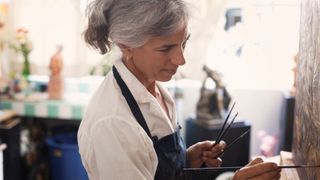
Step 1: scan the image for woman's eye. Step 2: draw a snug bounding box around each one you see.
[158,48,171,53]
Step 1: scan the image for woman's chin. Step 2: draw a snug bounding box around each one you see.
[157,75,173,82]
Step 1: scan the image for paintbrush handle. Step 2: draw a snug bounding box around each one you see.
[213,129,250,158]
[215,112,239,145]
[278,165,320,169]
[214,102,236,145]
[183,167,241,171]
[183,165,320,171]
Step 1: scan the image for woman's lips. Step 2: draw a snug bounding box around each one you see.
[164,69,177,75]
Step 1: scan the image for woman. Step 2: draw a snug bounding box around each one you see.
[78,0,281,179]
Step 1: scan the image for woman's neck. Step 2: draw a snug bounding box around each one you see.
[122,58,157,97]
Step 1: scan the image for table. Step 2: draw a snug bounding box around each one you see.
[0,96,87,120]
[280,151,299,179]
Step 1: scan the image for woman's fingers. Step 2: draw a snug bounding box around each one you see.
[247,157,264,166]
[202,141,226,158]
[201,141,226,167]
[203,157,222,167]
[243,162,278,176]
[215,140,226,149]
[187,140,227,168]
[234,162,280,179]
[248,169,281,180]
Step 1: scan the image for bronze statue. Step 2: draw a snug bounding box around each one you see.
[196,65,231,121]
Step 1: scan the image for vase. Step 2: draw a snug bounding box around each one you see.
[22,55,30,79]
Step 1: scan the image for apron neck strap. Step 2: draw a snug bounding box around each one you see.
[112,66,152,138]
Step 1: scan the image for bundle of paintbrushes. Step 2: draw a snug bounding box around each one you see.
[212,102,249,158]
[185,102,320,172]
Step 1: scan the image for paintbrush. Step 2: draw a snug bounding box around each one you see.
[183,165,320,171]
[213,112,239,147]
[213,102,236,146]
[214,129,250,158]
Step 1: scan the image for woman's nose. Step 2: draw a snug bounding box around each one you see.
[172,49,186,66]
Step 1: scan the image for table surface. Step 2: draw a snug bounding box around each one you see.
[280,151,300,180]
[0,93,88,120]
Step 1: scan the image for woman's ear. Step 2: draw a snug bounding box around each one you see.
[118,43,132,58]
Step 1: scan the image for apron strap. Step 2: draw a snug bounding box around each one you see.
[112,66,152,138]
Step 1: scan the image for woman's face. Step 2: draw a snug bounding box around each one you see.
[127,27,190,84]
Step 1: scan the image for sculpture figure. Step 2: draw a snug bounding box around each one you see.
[196,65,232,121]
[48,46,64,100]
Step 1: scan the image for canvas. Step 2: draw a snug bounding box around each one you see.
[292,0,320,179]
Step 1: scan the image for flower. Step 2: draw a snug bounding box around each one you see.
[10,28,33,77]
[11,28,32,58]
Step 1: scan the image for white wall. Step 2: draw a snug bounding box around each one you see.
[231,89,284,156]
[5,0,300,88]
[7,0,103,77]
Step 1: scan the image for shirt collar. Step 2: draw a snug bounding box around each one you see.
[114,59,177,129]
[114,59,155,104]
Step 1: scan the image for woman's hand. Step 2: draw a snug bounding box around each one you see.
[233,158,281,180]
[187,140,226,168]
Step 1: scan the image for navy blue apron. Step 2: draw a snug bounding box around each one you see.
[113,66,187,180]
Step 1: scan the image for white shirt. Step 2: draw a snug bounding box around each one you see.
[78,59,179,180]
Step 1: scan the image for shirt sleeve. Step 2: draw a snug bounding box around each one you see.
[84,117,157,180]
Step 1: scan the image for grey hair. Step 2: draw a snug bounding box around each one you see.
[84,0,190,54]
